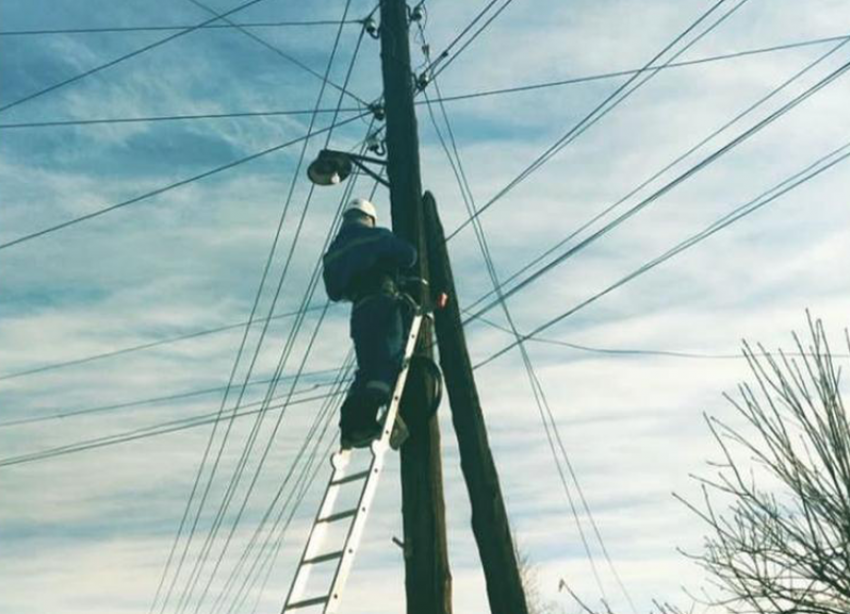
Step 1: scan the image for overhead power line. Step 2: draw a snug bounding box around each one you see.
[432,33,850,105]
[417,0,505,77]
[473,313,850,360]
[186,133,385,614]
[428,0,518,81]
[151,11,361,613]
[464,51,850,328]
[0,0,274,113]
[446,0,750,241]
[0,388,347,469]
[423,84,615,603]
[0,304,329,382]
[462,35,850,325]
[0,367,344,429]
[0,19,361,37]
[420,9,650,605]
[207,355,353,614]
[162,25,378,613]
[0,107,364,130]
[0,111,368,252]
[529,337,850,360]
[185,0,372,108]
[475,138,850,370]
[7,33,840,132]
[8,4,826,428]
[178,121,369,614]
[13,38,834,436]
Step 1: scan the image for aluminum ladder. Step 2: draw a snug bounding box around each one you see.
[281,312,424,613]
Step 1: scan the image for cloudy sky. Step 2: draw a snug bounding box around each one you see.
[2,0,850,612]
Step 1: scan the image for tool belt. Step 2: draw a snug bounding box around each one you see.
[349,275,400,309]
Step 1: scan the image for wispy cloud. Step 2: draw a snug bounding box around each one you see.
[3,1,850,613]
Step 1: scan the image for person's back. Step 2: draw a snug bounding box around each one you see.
[323,220,414,303]
[322,198,416,448]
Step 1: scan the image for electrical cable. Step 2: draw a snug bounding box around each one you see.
[526,335,850,360]
[157,8,360,613]
[245,432,337,614]
[0,305,329,383]
[416,0,503,77]
[209,355,354,614]
[211,363,350,614]
[206,144,383,614]
[463,50,850,327]
[3,30,843,391]
[446,0,747,241]
[0,367,343,429]
[461,35,850,325]
[179,81,366,614]
[0,108,363,129]
[0,111,368,252]
[474,139,850,370]
[6,33,845,131]
[214,386,341,614]
[242,419,338,614]
[0,19,361,37]
[429,33,850,106]
[428,0,517,82]
[416,6,770,606]
[414,0,506,79]
[422,2,646,586]
[185,0,372,107]
[213,151,384,607]
[171,27,374,613]
[419,10,627,598]
[149,10,360,612]
[0,387,349,469]
[0,0,275,113]
[422,81,613,602]
[184,132,370,614]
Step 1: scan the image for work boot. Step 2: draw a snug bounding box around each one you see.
[340,393,371,449]
[340,420,382,450]
[359,386,389,424]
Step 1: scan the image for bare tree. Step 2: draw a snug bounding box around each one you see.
[680,314,850,614]
[514,538,566,614]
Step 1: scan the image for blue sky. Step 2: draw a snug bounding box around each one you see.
[3,0,850,613]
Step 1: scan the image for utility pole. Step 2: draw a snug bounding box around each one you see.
[424,192,530,614]
[379,2,453,613]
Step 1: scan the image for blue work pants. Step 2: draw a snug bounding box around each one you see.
[340,293,406,430]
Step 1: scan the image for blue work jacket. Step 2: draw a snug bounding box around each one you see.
[322,222,417,302]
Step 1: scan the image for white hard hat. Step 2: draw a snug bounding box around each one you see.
[346,197,377,223]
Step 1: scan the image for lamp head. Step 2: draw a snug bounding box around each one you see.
[307,149,353,186]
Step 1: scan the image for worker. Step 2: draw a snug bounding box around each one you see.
[322,197,417,448]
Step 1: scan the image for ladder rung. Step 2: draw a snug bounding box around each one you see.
[330,470,370,486]
[317,508,358,524]
[303,550,345,566]
[284,595,330,610]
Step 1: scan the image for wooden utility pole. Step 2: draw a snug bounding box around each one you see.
[379,2,452,613]
[424,193,530,614]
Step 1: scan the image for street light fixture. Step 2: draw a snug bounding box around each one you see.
[306,149,389,188]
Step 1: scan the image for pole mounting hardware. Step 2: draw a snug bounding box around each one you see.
[362,16,380,39]
[307,149,389,188]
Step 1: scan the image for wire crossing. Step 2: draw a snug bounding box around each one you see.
[5,2,850,614]
[475,139,850,370]
[461,36,850,326]
[150,7,362,612]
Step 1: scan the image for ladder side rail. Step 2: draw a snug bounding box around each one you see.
[323,313,424,613]
[282,452,352,609]
[379,312,423,446]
